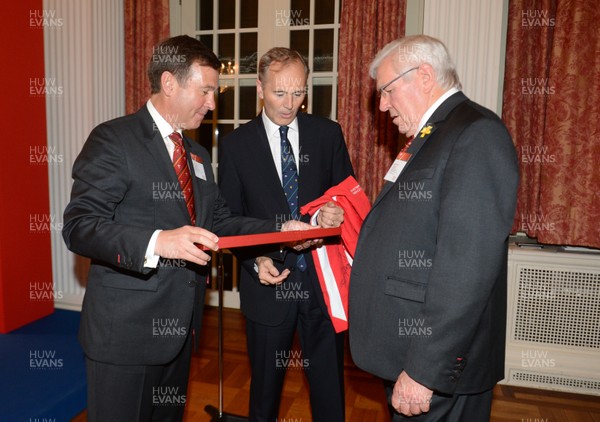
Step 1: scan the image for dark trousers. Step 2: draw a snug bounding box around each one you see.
[246,270,345,422]
[385,381,493,421]
[85,331,193,422]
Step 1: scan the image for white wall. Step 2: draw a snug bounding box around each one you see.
[422,0,508,115]
[407,0,508,115]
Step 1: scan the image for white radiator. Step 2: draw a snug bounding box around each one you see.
[504,244,600,395]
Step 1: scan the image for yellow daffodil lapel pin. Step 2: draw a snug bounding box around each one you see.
[419,124,434,138]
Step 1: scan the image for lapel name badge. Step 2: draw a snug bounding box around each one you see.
[190,153,207,181]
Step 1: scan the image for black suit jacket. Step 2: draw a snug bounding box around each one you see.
[349,92,519,395]
[218,112,354,326]
[63,106,274,365]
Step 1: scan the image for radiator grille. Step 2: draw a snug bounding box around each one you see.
[511,369,600,392]
[514,267,600,348]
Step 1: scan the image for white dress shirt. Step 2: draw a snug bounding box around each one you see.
[261,110,301,181]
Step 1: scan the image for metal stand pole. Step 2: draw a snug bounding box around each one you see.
[204,250,247,421]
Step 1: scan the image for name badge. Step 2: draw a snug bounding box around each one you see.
[383,151,411,183]
[190,153,207,181]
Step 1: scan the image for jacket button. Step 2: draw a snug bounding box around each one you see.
[187,280,195,287]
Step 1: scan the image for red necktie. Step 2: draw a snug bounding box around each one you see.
[402,135,414,152]
[169,132,196,225]
[396,136,414,161]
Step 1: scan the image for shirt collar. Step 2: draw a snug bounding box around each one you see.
[146,99,180,139]
[261,109,299,138]
[415,87,460,136]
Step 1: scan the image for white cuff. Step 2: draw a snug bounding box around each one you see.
[310,210,320,226]
[144,230,162,268]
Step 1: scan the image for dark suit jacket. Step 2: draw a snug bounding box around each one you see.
[349,92,519,395]
[218,112,354,326]
[63,106,274,366]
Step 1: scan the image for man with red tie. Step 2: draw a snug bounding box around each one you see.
[349,35,519,420]
[63,36,308,421]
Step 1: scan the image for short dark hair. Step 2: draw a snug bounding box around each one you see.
[147,35,221,94]
[258,47,309,82]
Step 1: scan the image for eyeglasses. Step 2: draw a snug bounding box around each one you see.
[377,66,419,98]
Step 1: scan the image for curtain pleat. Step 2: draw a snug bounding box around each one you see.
[124,0,170,115]
[337,0,407,202]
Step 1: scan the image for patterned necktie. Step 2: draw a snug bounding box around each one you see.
[396,135,414,161]
[169,132,196,225]
[403,135,415,151]
[280,126,306,271]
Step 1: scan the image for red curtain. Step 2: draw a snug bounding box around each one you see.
[337,0,407,202]
[502,0,600,248]
[124,0,170,115]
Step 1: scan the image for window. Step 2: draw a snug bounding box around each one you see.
[180,0,341,164]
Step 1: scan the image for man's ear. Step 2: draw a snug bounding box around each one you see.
[256,78,264,100]
[418,64,436,94]
[161,71,177,96]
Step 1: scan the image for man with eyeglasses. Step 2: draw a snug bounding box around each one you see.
[63,36,311,421]
[349,35,519,420]
[219,47,353,421]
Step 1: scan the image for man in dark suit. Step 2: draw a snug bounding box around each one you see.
[62,36,309,421]
[349,35,519,420]
[218,47,354,421]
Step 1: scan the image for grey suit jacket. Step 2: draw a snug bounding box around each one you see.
[349,92,519,395]
[63,106,274,365]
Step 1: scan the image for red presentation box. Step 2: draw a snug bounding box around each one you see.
[199,227,341,250]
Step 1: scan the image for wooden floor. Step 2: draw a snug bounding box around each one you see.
[73,307,600,421]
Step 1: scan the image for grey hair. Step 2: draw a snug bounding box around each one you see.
[369,35,462,90]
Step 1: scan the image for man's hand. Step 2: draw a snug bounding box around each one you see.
[255,256,290,285]
[391,371,433,417]
[281,219,322,251]
[317,201,344,228]
[155,226,218,266]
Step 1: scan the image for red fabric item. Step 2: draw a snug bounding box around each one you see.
[300,176,371,332]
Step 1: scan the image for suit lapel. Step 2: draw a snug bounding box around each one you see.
[255,116,284,192]
[296,113,314,208]
[253,115,295,214]
[371,133,433,209]
[370,92,469,210]
[138,107,193,223]
[138,107,176,180]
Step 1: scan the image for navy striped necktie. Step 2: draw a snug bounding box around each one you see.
[279,126,306,271]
